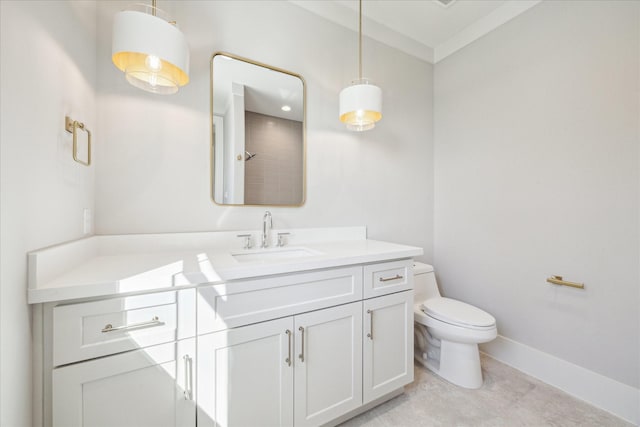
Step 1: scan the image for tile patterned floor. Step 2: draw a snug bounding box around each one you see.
[340,355,632,427]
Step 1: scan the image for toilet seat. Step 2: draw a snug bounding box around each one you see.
[421,297,495,330]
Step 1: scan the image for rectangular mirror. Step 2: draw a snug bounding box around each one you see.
[210,52,306,206]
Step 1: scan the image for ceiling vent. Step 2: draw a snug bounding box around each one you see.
[434,0,456,8]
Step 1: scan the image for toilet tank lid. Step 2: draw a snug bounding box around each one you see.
[413,261,434,274]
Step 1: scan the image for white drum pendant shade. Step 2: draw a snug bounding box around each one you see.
[112,8,189,94]
[339,0,382,131]
[339,79,382,132]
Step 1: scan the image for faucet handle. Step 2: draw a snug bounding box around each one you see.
[277,232,290,247]
[237,234,253,250]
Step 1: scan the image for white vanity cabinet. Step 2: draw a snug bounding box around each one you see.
[196,259,412,427]
[363,290,414,404]
[363,259,413,298]
[360,259,414,404]
[49,289,197,427]
[195,265,365,425]
[52,290,196,366]
[197,302,363,427]
[197,317,294,427]
[32,230,422,427]
[53,339,196,427]
[293,302,363,427]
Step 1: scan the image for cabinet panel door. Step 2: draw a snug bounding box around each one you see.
[198,266,363,334]
[363,291,414,404]
[53,289,196,366]
[294,302,363,427]
[363,259,413,299]
[197,317,294,427]
[52,339,196,427]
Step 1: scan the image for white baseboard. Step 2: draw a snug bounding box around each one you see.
[480,335,639,425]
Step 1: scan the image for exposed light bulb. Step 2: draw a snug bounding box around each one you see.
[112,4,190,95]
[145,55,162,71]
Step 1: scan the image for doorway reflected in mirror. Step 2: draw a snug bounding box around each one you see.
[211,53,306,206]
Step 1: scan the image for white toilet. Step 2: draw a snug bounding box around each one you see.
[413,262,497,389]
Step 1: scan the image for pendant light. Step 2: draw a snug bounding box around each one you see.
[112,0,189,95]
[339,0,382,131]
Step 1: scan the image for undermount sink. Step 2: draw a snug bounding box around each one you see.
[232,247,321,263]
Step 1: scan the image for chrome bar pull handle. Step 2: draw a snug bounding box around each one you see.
[285,330,292,367]
[298,326,305,362]
[183,355,193,400]
[367,309,373,340]
[102,316,164,333]
[379,274,403,282]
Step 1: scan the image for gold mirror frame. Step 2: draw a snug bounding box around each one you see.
[210,52,307,206]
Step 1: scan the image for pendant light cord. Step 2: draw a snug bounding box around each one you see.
[152,0,157,16]
[359,0,362,80]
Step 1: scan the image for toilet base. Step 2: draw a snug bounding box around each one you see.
[415,340,484,389]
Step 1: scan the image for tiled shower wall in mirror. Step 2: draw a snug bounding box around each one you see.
[244,111,303,205]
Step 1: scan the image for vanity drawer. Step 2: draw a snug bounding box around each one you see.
[53,289,195,366]
[198,266,363,334]
[363,259,413,298]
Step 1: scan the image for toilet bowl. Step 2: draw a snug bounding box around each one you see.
[413,262,497,389]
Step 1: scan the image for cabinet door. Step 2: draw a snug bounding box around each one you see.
[197,317,294,427]
[363,291,414,404]
[363,260,413,299]
[53,289,196,367]
[294,302,363,427]
[52,339,196,427]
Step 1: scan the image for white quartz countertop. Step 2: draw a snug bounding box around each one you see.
[27,227,423,304]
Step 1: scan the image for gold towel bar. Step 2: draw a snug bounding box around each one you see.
[547,275,584,289]
[65,116,91,166]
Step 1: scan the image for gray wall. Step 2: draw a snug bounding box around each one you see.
[0,2,97,425]
[9,0,637,423]
[434,0,639,388]
[2,2,434,425]
[94,1,435,261]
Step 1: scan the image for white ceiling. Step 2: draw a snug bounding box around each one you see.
[289,0,542,63]
[213,54,304,122]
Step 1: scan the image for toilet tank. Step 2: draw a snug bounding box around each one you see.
[413,262,441,302]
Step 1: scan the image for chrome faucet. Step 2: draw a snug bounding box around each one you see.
[261,211,272,248]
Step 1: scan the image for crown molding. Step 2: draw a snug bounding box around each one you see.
[290,0,543,65]
[289,0,434,63]
[434,0,542,63]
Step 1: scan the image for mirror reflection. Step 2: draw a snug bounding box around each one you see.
[211,53,305,206]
